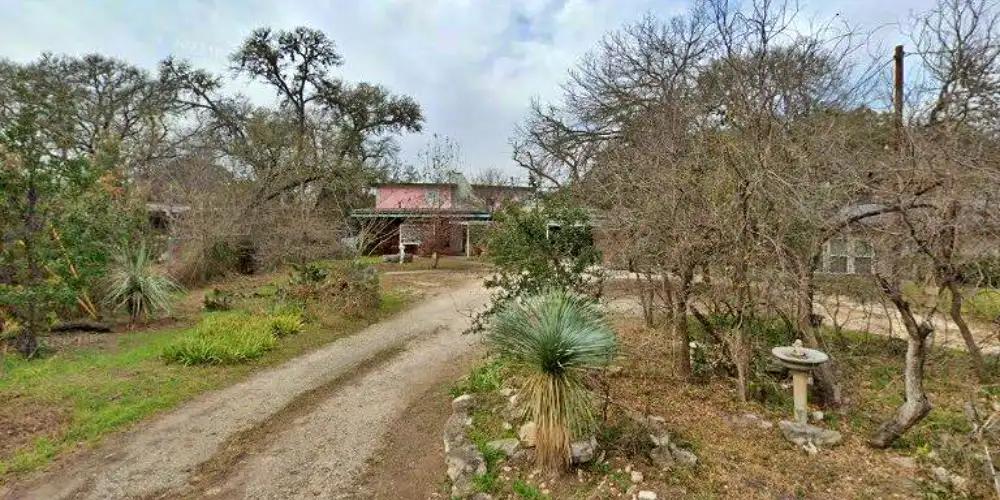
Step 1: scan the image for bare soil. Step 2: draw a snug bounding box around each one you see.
[2,277,489,500]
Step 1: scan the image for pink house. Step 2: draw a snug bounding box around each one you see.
[351,175,534,256]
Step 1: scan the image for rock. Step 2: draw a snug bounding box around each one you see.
[803,441,819,456]
[571,437,598,465]
[502,421,513,431]
[519,422,537,448]
[487,438,520,458]
[631,470,644,483]
[649,446,675,470]
[471,494,494,500]
[443,413,470,453]
[889,456,917,469]
[649,432,671,447]
[511,448,535,466]
[778,420,842,447]
[499,387,515,397]
[446,444,486,481]
[606,365,624,376]
[638,491,658,500]
[931,466,968,492]
[452,394,474,414]
[647,415,667,429]
[810,411,825,423]
[669,444,698,466]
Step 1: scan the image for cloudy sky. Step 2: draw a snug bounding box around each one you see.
[1,0,936,176]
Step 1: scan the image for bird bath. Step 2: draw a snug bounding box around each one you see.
[772,340,830,424]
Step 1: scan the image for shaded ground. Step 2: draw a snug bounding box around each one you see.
[2,276,489,500]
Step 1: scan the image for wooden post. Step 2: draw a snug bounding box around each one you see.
[893,45,905,151]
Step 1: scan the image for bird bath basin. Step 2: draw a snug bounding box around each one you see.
[771,340,830,424]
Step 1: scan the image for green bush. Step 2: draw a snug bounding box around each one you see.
[959,257,1000,288]
[966,289,1000,323]
[162,312,279,365]
[203,288,234,312]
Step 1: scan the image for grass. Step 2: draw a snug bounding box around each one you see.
[0,272,412,481]
[450,359,506,397]
[161,311,286,365]
[512,480,549,499]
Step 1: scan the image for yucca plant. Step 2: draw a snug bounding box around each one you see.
[106,243,181,325]
[488,289,617,471]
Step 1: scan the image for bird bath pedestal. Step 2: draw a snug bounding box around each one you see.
[771,340,830,425]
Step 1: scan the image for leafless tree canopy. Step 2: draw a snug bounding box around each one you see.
[516,0,1000,447]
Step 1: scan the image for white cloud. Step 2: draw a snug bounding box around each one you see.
[0,0,937,176]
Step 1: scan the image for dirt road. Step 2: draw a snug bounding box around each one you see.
[5,278,489,500]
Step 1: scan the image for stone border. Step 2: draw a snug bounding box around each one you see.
[444,394,487,499]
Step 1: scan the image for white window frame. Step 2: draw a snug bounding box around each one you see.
[822,236,875,275]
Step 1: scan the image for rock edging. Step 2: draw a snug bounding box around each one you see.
[444,394,487,498]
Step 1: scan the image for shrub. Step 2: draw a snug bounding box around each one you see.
[472,199,601,333]
[958,256,1000,288]
[966,289,1000,324]
[488,289,617,472]
[203,288,234,311]
[162,312,278,365]
[105,243,182,324]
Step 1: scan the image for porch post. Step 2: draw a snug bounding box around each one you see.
[465,223,471,257]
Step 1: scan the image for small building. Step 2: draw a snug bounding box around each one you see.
[350,173,534,256]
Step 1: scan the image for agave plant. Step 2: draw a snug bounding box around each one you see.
[488,289,617,471]
[106,243,181,325]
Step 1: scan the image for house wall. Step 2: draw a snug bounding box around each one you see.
[376,185,454,210]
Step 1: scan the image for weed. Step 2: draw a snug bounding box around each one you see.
[269,314,304,338]
[512,480,549,499]
[451,360,506,397]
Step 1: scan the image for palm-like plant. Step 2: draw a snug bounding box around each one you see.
[106,243,181,325]
[488,289,618,471]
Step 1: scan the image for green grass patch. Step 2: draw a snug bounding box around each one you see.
[0,278,414,480]
[161,312,281,365]
[450,359,505,397]
[513,480,549,499]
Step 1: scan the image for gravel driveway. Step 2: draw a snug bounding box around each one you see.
[5,278,489,500]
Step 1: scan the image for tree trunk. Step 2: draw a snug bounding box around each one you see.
[871,276,934,448]
[14,329,39,358]
[673,263,695,379]
[946,281,989,382]
[796,268,842,407]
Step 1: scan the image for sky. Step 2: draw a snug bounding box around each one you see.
[0,0,937,176]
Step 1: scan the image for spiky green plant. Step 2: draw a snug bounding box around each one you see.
[106,243,181,324]
[488,289,617,471]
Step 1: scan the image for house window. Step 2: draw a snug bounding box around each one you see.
[822,236,875,275]
[425,189,440,206]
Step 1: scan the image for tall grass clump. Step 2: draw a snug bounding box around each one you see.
[106,243,181,324]
[487,289,617,472]
[162,312,278,365]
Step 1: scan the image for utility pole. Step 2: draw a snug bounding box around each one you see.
[894,45,905,151]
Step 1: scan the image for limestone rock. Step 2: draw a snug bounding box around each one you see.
[669,444,698,466]
[649,446,675,470]
[487,438,520,458]
[571,437,598,465]
[518,422,537,448]
[638,491,658,500]
[931,466,968,492]
[446,444,486,481]
[443,413,471,453]
[631,470,644,483]
[810,411,825,423]
[471,494,494,500]
[452,394,474,414]
[778,420,842,447]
